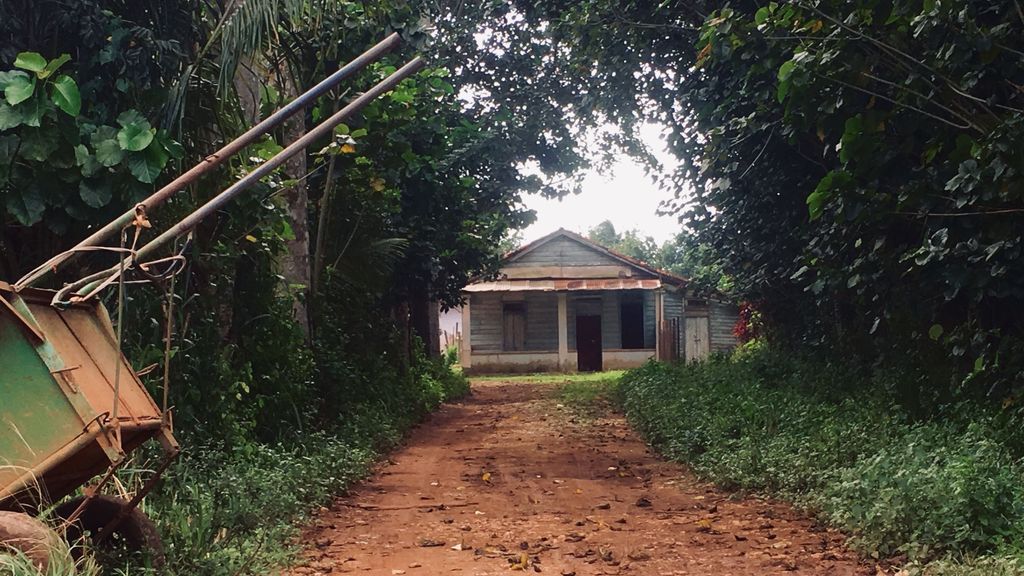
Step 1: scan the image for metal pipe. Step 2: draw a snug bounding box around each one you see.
[16,32,402,290]
[67,57,426,302]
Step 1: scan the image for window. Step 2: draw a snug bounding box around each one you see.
[620,300,645,349]
[503,302,525,351]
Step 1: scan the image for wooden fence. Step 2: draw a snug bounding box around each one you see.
[656,318,681,362]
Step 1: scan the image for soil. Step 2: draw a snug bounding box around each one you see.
[290,380,872,576]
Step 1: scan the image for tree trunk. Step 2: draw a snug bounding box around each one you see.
[279,88,312,340]
[408,280,440,359]
[233,57,311,339]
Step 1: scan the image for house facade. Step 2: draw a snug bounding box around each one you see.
[460,229,739,374]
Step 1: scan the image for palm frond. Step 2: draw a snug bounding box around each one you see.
[328,237,409,290]
[216,0,307,95]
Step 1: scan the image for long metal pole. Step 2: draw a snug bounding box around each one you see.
[63,57,425,304]
[16,33,402,290]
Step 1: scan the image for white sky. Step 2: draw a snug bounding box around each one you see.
[520,124,683,244]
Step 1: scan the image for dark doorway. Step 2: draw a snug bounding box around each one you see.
[620,301,644,349]
[576,315,603,372]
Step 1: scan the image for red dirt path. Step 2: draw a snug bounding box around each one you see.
[290,379,871,576]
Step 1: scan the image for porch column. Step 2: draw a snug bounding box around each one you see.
[557,292,569,370]
[654,290,665,360]
[460,299,472,369]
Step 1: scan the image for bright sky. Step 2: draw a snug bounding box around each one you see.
[520,124,683,244]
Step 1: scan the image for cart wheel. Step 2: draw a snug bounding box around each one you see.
[0,511,61,571]
[55,495,165,569]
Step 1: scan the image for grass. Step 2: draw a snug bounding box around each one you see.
[555,375,621,417]
[0,521,101,576]
[470,371,624,417]
[471,370,626,384]
[615,349,1024,570]
[903,555,1024,576]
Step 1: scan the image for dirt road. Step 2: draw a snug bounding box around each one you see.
[291,380,869,575]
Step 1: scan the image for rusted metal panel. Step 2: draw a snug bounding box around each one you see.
[29,305,158,424]
[0,283,170,510]
[0,310,86,499]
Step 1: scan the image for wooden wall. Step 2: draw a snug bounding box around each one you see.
[472,289,665,354]
[710,301,740,354]
[469,292,560,352]
[506,236,623,268]
[469,293,502,352]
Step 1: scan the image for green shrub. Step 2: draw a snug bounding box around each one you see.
[143,434,374,576]
[619,348,1024,563]
[110,338,471,576]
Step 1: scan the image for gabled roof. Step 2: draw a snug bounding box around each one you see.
[499,228,689,287]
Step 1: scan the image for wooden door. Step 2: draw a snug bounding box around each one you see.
[685,316,710,362]
[576,315,603,372]
[503,304,525,351]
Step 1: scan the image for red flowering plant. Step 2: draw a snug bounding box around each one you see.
[733,302,763,343]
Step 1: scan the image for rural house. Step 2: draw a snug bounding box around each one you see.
[460,229,739,373]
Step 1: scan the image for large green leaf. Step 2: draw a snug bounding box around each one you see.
[91,126,124,166]
[0,71,18,91]
[95,139,124,166]
[117,121,154,152]
[128,143,168,184]
[776,60,795,102]
[6,188,46,225]
[4,72,35,106]
[74,144,102,177]
[0,135,18,164]
[51,75,81,116]
[18,95,47,127]
[39,54,71,79]
[19,128,59,162]
[156,130,184,159]
[0,101,22,130]
[79,178,112,208]
[13,52,47,73]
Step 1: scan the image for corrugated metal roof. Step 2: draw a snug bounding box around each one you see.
[463,278,663,293]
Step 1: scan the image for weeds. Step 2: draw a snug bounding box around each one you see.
[557,376,621,417]
[618,350,1024,565]
[0,520,100,576]
[138,355,469,576]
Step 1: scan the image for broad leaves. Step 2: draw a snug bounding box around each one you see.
[51,75,80,115]
[1,52,181,224]
[6,188,45,225]
[116,109,154,151]
[2,71,35,105]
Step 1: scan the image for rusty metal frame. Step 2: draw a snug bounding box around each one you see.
[94,427,179,543]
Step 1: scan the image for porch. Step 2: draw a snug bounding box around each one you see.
[460,287,682,374]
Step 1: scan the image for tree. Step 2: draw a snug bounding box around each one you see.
[439,0,1024,394]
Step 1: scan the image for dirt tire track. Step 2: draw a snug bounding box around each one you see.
[290,380,870,575]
